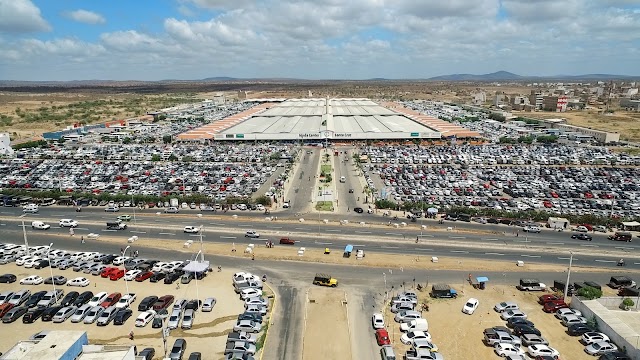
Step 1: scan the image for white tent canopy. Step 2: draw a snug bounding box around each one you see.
[183,260,210,273]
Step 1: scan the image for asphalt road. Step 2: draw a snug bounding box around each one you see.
[288,148,320,214]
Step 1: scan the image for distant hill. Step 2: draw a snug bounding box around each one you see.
[428,71,639,81]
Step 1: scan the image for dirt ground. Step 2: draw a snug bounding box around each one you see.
[385,284,600,360]
[303,287,352,360]
[0,263,247,360]
[535,110,640,142]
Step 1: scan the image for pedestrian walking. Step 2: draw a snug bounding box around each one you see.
[81,236,85,244]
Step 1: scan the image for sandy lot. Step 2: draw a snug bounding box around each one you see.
[0,263,247,360]
[385,283,596,360]
[303,287,352,360]
[536,110,640,142]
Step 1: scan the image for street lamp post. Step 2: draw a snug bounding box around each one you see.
[123,245,131,296]
[47,243,57,303]
[563,251,574,302]
[132,196,137,225]
[19,214,30,256]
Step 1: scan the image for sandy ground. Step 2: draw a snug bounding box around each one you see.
[385,284,598,360]
[302,287,352,360]
[535,110,640,142]
[77,233,640,275]
[0,263,247,360]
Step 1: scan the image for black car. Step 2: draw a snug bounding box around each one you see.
[34,259,50,269]
[506,317,535,328]
[22,307,46,323]
[568,323,593,336]
[0,274,17,283]
[44,276,68,285]
[571,233,593,241]
[513,324,541,336]
[138,348,156,360]
[149,272,166,283]
[169,339,187,360]
[24,291,48,308]
[60,291,79,307]
[152,316,164,328]
[238,311,262,323]
[353,207,364,213]
[113,308,133,325]
[187,352,202,360]
[2,306,27,323]
[138,296,159,311]
[599,351,632,360]
[185,300,202,311]
[101,254,117,265]
[73,291,93,307]
[164,272,181,284]
[41,306,63,322]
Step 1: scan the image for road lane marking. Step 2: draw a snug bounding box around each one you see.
[238,225,251,228]
[558,257,577,260]
[189,234,203,237]
[102,229,117,232]
[353,244,366,247]
[482,238,499,241]
[485,252,504,256]
[514,240,531,243]
[414,248,433,251]
[381,246,400,249]
[294,227,306,230]
[268,226,283,229]
[209,223,226,226]
[76,227,89,230]
[615,247,634,250]
[595,259,615,263]
[0,224,5,226]
[419,234,433,238]
[547,242,565,245]
[449,236,466,239]
[130,231,146,234]
[520,254,541,258]
[326,229,340,232]
[451,250,469,253]
[355,231,372,234]
[385,233,403,236]
[221,236,237,239]
[580,244,598,247]
[75,215,88,218]
[159,233,175,235]
[315,242,332,245]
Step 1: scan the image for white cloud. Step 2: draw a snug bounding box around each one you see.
[0,0,50,33]
[64,9,106,25]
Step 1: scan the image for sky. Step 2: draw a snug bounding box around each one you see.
[0,0,639,81]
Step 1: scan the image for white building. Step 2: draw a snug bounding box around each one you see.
[0,133,14,157]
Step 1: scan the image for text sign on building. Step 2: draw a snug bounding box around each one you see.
[334,133,352,138]
[410,132,419,137]
[236,134,244,139]
[299,133,320,138]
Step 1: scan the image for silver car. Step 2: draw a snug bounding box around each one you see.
[245,304,267,316]
[168,309,182,330]
[52,306,77,323]
[83,306,105,324]
[233,319,262,333]
[181,309,195,329]
[96,306,118,326]
[70,304,92,323]
[202,297,216,312]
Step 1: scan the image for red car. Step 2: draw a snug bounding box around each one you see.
[538,294,561,305]
[135,271,154,282]
[0,303,15,317]
[375,329,390,346]
[101,267,118,278]
[101,292,122,308]
[109,269,125,281]
[279,237,295,245]
[543,301,568,313]
[153,295,175,310]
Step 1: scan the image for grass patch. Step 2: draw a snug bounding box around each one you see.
[256,322,269,351]
[321,164,332,173]
[316,201,334,211]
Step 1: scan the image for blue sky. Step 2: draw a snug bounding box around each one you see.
[0,0,639,81]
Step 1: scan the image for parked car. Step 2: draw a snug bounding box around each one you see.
[138,296,159,311]
[101,293,122,308]
[233,319,262,333]
[462,298,479,315]
[60,291,79,307]
[2,306,28,323]
[400,331,432,345]
[501,309,527,321]
[181,309,195,329]
[70,304,93,323]
[83,306,105,324]
[45,275,68,285]
[113,308,133,325]
[169,338,187,360]
[135,310,157,327]
[494,301,519,312]
[527,345,560,358]
[202,297,216,312]
[154,295,175,310]
[67,277,90,287]
[73,291,93,307]
[22,306,46,323]
[52,306,77,323]
[582,332,611,345]
[97,306,119,326]
[88,292,109,307]
[116,293,137,309]
[585,342,618,356]
[0,274,17,283]
[20,275,44,285]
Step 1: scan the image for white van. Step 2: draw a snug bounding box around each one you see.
[23,204,39,213]
[31,221,50,230]
[400,318,429,332]
[340,176,346,183]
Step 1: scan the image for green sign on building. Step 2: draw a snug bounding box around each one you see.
[410,132,419,137]
[236,134,244,139]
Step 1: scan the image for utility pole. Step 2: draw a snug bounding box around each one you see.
[563,251,573,302]
[20,214,30,256]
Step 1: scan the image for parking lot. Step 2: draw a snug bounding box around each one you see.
[0,245,273,359]
[380,283,596,360]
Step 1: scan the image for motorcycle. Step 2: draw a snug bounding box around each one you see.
[392,216,398,221]
[75,207,82,212]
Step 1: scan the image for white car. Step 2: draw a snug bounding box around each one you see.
[66,277,90,287]
[31,221,50,230]
[494,343,525,357]
[183,226,200,234]
[124,270,142,281]
[116,293,137,309]
[581,332,611,345]
[523,226,541,233]
[88,292,109,307]
[400,331,432,345]
[585,341,618,356]
[240,288,263,300]
[20,275,44,285]
[501,309,527,321]
[112,256,130,266]
[23,257,43,268]
[59,219,78,227]
[372,313,385,329]
[104,206,119,212]
[135,310,157,327]
[555,307,582,319]
[527,345,560,358]
[245,230,260,238]
[15,255,34,266]
[462,298,479,315]
[23,204,39,213]
[494,301,519,312]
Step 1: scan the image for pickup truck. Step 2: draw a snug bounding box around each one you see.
[483,328,522,347]
[279,237,295,245]
[106,221,127,230]
[430,284,457,299]
[313,273,338,287]
[234,280,263,294]
[224,341,256,356]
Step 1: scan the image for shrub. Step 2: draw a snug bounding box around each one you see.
[577,286,603,300]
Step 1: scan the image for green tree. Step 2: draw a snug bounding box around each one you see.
[151,154,161,161]
[162,135,172,144]
[182,156,194,162]
[255,195,272,206]
[168,154,178,161]
[488,113,506,122]
[122,137,132,144]
[577,286,603,300]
